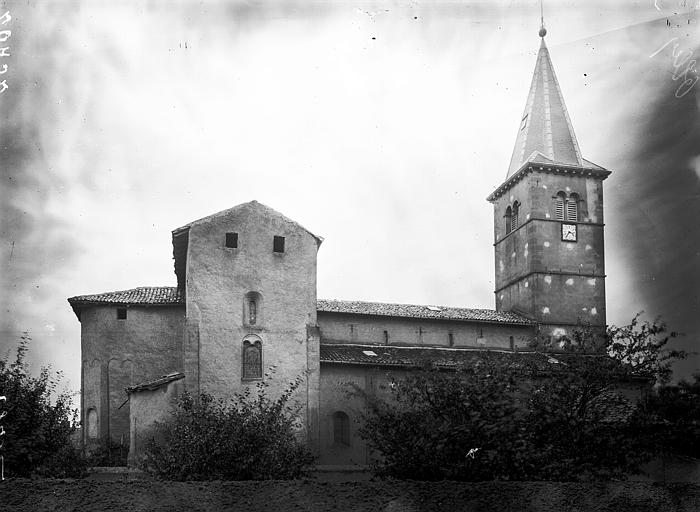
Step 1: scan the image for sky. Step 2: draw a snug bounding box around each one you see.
[0,0,699,395]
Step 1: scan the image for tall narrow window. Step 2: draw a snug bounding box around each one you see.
[511,202,519,232]
[117,308,127,320]
[555,192,566,220]
[509,336,515,351]
[242,338,262,380]
[333,411,350,446]
[249,299,257,325]
[505,206,512,235]
[566,194,579,222]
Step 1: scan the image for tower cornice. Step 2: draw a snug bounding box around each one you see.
[486,160,611,203]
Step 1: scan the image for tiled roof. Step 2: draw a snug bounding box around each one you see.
[68,287,184,306]
[320,343,552,369]
[68,289,533,325]
[126,372,185,394]
[317,299,533,325]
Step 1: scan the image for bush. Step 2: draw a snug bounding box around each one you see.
[143,371,315,480]
[0,333,86,478]
[356,317,689,481]
[640,373,700,460]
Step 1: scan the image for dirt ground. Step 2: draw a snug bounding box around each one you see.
[1,478,698,512]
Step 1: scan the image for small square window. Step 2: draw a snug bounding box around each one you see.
[117,308,127,320]
[225,232,238,248]
[273,236,285,253]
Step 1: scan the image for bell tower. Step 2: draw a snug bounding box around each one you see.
[487,26,611,339]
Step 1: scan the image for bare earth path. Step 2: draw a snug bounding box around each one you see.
[1,479,698,512]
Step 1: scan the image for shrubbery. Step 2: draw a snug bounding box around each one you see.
[0,334,86,478]
[143,371,314,480]
[356,316,693,481]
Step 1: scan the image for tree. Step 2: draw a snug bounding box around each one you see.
[143,369,314,480]
[355,316,690,481]
[639,373,700,460]
[0,333,85,478]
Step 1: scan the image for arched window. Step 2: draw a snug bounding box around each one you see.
[87,408,98,439]
[505,206,512,235]
[242,337,262,380]
[249,299,257,325]
[333,411,350,446]
[555,192,566,220]
[511,202,520,232]
[566,193,579,222]
[244,291,263,327]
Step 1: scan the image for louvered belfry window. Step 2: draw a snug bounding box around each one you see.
[555,194,565,220]
[566,198,578,222]
[511,202,519,232]
[505,206,512,235]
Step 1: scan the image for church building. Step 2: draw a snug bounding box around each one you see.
[68,29,612,467]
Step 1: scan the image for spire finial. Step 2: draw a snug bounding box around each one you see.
[539,0,547,37]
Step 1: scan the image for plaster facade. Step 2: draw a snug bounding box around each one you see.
[79,305,185,449]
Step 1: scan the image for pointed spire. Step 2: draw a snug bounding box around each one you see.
[505,27,584,179]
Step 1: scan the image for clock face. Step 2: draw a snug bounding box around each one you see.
[561,223,577,242]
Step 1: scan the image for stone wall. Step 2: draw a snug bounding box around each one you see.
[492,171,607,331]
[80,305,185,448]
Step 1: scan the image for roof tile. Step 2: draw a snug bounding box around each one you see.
[317,299,533,325]
[68,287,184,306]
[320,343,549,369]
[68,289,533,326]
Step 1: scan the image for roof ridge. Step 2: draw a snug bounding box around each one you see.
[318,298,500,312]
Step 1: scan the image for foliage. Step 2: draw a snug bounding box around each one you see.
[639,373,700,460]
[0,333,86,478]
[143,369,314,480]
[84,439,129,467]
[356,315,690,481]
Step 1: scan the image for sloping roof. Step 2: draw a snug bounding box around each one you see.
[317,299,534,325]
[320,343,552,369]
[126,372,185,394]
[507,37,585,179]
[68,287,184,306]
[68,289,534,326]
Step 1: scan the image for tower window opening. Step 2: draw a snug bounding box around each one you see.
[117,308,127,320]
[566,194,579,221]
[383,330,389,344]
[273,236,285,253]
[520,113,528,131]
[511,202,520,232]
[448,332,454,347]
[225,232,238,248]
[505,206,513,235]
[555,192,566,220]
